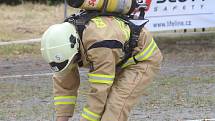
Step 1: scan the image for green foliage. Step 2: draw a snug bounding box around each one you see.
[0,0,64,5]
[0,0,22,5]
[47,0,63,5]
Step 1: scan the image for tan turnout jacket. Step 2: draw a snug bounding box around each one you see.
[53,16,163,121]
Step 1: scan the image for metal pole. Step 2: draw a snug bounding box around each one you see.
[64,0,68,19]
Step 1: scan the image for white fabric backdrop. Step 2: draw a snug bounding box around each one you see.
[143,0,215,31]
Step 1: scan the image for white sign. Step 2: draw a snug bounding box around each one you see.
[144,0,215,31]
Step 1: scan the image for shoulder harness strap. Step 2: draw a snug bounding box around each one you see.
[64,10,149,68]
[64,10,100,40]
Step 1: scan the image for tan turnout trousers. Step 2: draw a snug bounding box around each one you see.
[53,16,163,121]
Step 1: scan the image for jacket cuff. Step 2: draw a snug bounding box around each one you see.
[55,105,75,117]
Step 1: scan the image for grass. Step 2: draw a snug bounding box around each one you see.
[0,3,214,42]
[1,74,214,120]
[0,32,214,57]
[0,3,214,57]
[0,77,53,120]
[154,32,215,46]
[0,4,214,120]
[143,76,215,109]
[0,43,41,57]
[0,3,79,57]
[0,3,78,41]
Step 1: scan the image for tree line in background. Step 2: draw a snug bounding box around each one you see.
[0,0,63,5]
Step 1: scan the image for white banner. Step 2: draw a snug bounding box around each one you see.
[144,0,215,31]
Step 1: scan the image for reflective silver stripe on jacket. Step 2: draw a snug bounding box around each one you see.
[122,38,157,68]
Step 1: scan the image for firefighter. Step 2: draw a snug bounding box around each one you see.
[41,1,162,121]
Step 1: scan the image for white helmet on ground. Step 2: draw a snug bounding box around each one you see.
[41,22,80,72]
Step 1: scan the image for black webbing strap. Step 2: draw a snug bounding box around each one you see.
[75,12,99,40]
[101,0,109,14]
[116,20,148,67]
[64,11,99,40]
[88,40,123,50]
[64,10,148,68]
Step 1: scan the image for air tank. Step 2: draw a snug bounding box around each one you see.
[67,0,139,15]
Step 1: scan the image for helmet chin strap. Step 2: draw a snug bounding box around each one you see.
[76,52,84,67]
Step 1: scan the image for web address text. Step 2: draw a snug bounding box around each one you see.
[153,20,192,28]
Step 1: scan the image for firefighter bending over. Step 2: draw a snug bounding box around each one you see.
[41,0,163,121]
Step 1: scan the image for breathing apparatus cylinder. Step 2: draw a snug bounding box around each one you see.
[67,0,140,15]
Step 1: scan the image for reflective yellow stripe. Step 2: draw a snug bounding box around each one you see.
[135,38,155,59]
[115,18,130,41]
[91,17,106,28]
[121,60,135,68]
[89,80,113,84]
[83,108,100,118]
[81,114,97,121]
[81,107,100,121]
[88,73,115,84]
[88,73,115,78]
[54,96,76,100]
[54,96,76,105]
[138,41,157,61]
[122,38,157,68]
[54,102,75,105]
[124,28,130,41]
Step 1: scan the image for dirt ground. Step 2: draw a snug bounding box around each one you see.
[0,40,215,121]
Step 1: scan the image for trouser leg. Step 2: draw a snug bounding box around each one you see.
[101,62,160,121]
